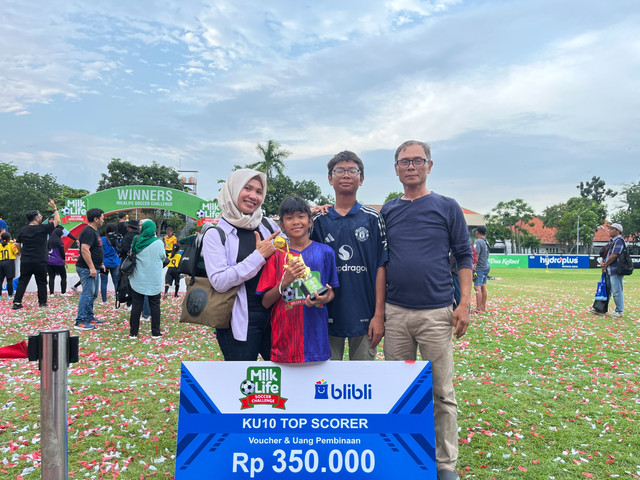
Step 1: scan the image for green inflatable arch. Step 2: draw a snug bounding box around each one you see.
[59,185,220,229]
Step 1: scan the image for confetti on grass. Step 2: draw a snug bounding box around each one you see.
[1,270,639,478]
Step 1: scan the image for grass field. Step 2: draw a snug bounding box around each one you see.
[0,268,638,479]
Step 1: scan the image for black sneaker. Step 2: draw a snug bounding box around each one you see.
[437,470,460,480]
[12,303,22,310]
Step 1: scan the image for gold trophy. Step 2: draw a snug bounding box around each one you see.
[274,236,327,301]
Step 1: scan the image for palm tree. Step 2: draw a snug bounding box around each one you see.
[248,140,292,182]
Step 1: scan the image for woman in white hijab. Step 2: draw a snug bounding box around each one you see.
[202,169,280,360]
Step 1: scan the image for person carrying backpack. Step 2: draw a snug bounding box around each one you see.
[100,223,122,302]
[202,169,280,361]
[599,223,629,318]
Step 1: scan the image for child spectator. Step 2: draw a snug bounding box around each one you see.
[163,227,178,256]
[164,243,182,298]
[100,223,122,302]
[257,196,339,363]
[0,232,19,298]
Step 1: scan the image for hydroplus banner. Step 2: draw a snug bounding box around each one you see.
[528,255,590,269]
[176,361,435,479]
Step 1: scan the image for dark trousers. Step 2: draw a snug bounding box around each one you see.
[14,261,48,306]
[0,260,16,295]
[165,268,181,296]
[216,310,271,361]
[47,264,67,294]
[129,289,161,336]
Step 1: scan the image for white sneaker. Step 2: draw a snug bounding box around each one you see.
[60,292,71,297]
[610,311,623,318]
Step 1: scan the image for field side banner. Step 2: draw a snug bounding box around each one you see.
[528,255,590,269]
[487,255,528,268]
[60,186,220,223]
[176,361,435,479]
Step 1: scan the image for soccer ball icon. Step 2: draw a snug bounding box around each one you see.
[60,206,71,216]
[196,209,206,219]
[281,287,295,303]
[240,380,255,395]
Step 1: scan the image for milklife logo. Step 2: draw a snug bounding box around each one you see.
[62,198,87,217]
[196,201,221,219]
[239,366,287,409]
[314,378,372,400]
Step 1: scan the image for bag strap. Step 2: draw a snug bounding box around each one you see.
[188,220,270,286]
[187,224,225,286]
[261,217,275,234]
[213,225,226,246]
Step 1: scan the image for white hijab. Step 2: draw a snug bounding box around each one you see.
[218,169,267,230]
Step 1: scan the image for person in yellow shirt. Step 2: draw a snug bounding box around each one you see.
[164,243,182,298]
[163,227,178,255]
[0,232,19,298]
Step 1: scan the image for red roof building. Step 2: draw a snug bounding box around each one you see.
[504,217,611,254]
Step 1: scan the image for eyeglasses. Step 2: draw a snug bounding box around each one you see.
[332,167,361,177]
[396,157,428,168]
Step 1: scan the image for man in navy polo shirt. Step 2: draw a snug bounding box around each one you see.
[382,140,473,480]
[311,151,388,361]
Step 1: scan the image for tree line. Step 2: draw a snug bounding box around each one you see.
[0,140,333,235]
[484,176,639,254]
[1,148,638,254]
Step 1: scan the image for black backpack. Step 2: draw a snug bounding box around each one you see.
[617,243,634,276]
[177,223,221,277]
[178,219,275,277]
[115,272,131,308]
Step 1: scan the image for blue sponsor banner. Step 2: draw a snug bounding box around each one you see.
[176,361,435,479]
[528,255,591,269]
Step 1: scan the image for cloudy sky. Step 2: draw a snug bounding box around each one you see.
[1,0,638,215]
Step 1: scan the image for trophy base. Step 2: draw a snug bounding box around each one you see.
[300,280,328,302]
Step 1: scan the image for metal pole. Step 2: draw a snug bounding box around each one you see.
[40,330,69,480]
[577,214,580,255]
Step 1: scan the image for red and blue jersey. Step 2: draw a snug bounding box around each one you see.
[257,241,339,363]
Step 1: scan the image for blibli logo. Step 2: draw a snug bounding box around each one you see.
[314,379,372,400]
[314,379,328,399]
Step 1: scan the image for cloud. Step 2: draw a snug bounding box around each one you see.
[0,0,638,217]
